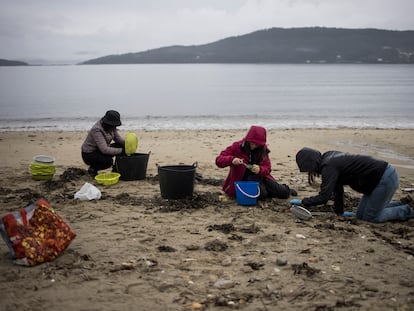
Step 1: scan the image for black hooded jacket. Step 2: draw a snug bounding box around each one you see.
[296,147,388,214]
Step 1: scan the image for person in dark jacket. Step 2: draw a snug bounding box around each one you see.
[290,147,414,223]
[215,125,297,200]
[81,110,125,177]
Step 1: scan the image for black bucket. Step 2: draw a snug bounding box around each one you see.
[157,162,197,199]
[116,152,150,181]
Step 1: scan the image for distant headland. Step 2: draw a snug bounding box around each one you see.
[81,27,414,65]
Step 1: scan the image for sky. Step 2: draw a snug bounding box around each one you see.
[1,0,413,65]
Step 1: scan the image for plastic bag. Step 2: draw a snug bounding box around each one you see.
[74,182,102,200]
[0,198,76,266]
[125,132,138,156]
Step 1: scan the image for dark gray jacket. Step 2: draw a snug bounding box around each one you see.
[296,147,388,214]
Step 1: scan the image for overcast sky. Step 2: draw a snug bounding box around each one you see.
[1,0,413,64]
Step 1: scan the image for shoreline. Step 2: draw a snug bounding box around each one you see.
[1,128,413,180]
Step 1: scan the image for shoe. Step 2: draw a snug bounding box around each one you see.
[401,194,414,207]
[290,188,298,196]
[88,167,98,177]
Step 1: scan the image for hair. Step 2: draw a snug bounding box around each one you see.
[308,172,319,185]
[244,142,267,163]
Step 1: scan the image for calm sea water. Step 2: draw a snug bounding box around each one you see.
[0,64,413,131]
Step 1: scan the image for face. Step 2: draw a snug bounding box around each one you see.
[249,142,258,150]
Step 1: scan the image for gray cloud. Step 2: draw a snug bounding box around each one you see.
[0,0,413,64]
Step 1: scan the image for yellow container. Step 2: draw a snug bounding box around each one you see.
[95,172,120,186]
[30,161,56,181]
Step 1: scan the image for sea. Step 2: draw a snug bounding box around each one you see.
[0,64,413,132]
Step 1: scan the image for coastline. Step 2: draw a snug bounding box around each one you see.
[1,128,413,180]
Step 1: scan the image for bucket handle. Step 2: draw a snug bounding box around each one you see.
[236,183,260,199]
[156,161,197,168]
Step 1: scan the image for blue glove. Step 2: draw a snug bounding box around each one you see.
[343,211,356,217]
[290,199,302,205]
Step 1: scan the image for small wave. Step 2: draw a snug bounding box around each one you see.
[1,115,413,132]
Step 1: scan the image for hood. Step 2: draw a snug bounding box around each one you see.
[244,125,266,146]
[296,147,322,172]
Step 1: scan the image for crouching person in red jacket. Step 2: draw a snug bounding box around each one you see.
[215,125,297,200]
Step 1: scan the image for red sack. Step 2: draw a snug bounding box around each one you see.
[0,198,76,266]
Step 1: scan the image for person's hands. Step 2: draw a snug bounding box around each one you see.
[232,157,244,165]
[290,199,302,205]
[251,164,260,174]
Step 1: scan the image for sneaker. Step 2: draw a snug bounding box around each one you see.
[88,167,98,177]
[401,194,414,207]
[290,188,298,196]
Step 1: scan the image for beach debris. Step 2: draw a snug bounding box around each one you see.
[213,279,236,289]
[229,234,244,241]
[276,258,288,266]
[244,260,264,270]
[123,257,158,269]
[273,267,281,274]
[218,194,228,202]
[158,245,176,252]
[109,257,158,272]
[207,223,235,234]
[74,182,101,201]
[238,223,260,233]
[295,234,306,239]
[113,193,142,205]
[185,244,200,251]
[198,177,224,186]
[204,240,228,252]
[291,262,320,277]
[190,302,203,310]
[213,293,252,306]
[110,262,136,272]
[155,192,221,212]
[60,167,87,181]
[221,256,232,266]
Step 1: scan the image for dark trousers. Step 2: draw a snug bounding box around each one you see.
[82,143,124,171]
[82,151,113,171]
[246,175,291,200]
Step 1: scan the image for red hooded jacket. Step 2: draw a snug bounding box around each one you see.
[215,126,276,197]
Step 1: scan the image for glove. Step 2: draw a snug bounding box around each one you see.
[251,164,260,174]
[290,199,302,205]
[343,211,356,217]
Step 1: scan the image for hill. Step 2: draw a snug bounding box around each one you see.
[81,27,414,65]
[0,59,28,66]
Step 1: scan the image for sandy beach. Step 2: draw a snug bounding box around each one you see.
[0,128,413,310]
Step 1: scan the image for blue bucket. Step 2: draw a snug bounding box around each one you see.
[234,181,260,206]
